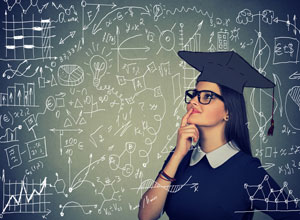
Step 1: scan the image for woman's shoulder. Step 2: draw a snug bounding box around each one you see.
[233,151,272,183]
[232,151,263,170]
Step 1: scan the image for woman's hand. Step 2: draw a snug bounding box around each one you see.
[174,108,199,159]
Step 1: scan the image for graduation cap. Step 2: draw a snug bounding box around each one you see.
[178,50,276,135]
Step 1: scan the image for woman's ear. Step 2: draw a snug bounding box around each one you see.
[224,111,229,121]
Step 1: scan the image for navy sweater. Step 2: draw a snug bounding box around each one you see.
[161,149,300,220]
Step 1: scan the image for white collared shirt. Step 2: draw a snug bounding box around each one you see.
[189,141,240,168]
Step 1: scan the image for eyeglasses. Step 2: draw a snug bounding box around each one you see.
[185,89,224,105]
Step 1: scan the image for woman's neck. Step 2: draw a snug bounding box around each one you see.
[199,126,227,153]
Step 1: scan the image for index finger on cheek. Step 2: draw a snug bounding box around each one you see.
[181,108,193,127]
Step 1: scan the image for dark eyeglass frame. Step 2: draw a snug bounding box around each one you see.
[185,89,224,105]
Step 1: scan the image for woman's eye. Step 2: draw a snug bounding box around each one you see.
[203,94,213,99]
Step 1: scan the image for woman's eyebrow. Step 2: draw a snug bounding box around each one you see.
[195,89,213,92]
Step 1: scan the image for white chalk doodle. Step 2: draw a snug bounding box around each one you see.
[0,170,52,218]
[235,175,300,213]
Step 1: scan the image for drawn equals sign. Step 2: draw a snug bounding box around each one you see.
[289,71,300,80]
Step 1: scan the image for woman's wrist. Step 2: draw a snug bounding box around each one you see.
[171,151,185,163]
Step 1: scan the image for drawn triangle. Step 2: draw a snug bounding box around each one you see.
[161,145,170,154]
[64,118,73,127]
[74,98,83,108]
[79,117,87,125]
[51,74,58,87]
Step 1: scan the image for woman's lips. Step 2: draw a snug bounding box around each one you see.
[191,109,200,114]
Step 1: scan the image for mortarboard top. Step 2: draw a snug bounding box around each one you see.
[177,51,275,94]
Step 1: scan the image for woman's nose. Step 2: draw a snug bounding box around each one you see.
[190,96,199,105]
[189,96,203,112]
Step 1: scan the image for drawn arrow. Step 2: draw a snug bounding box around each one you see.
[59,31,76,44]
[68,157,72,189]
[92,6,151,34]
[83,4,100,31]
[49,128,83,134]
[259,163,275,170]
[42,209,51,219]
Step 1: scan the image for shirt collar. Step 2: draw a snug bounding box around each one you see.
[189,141,240,168]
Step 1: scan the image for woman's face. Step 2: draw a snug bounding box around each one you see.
[186,81,228,128]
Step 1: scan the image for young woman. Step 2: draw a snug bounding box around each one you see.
[138,51,300,220]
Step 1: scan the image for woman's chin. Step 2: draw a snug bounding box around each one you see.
[187,118,201,125]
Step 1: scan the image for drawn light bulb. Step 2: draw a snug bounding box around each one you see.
[89,55,107,88]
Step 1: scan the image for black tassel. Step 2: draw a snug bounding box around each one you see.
[267,119,274,136]
[267,87,275,136]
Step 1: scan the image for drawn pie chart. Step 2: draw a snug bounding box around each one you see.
[57,65,84,86]
[285,86,300,130]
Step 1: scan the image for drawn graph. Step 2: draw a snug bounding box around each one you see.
[0,125,22,143]
[235,175,300,213]
[183,21,203,51]
[2,12,55,61]
[1,170,51,218]
[0,83,36,107]
[131,176,199,196]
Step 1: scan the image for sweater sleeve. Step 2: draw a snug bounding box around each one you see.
[244,157,300,219]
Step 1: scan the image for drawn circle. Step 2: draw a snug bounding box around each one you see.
[51,61,56,68]
[81,0,87,7]
[125,142,136,154]
[285,200,289,204]
[108,154,120,170]
[45,96,56,111]
[159,30,175,51]
[56,110,60,118]
[122,164,134,177]
[285,86,300,130]
[147,127,156,136]
[139,150,147,157]
[0,114,11,129]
